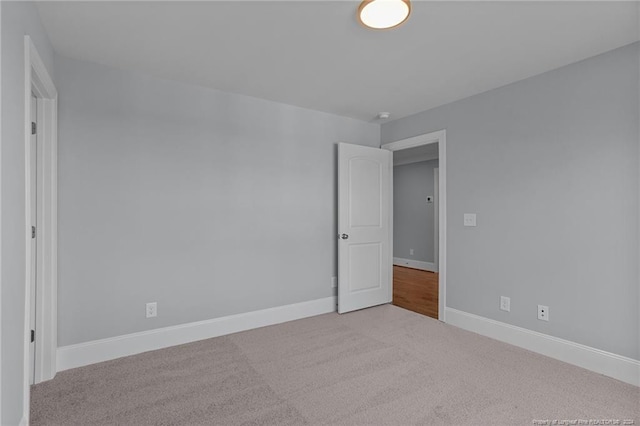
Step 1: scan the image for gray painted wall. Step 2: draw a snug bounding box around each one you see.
[55,56,379,346]
[393,160,438,263]
[382,43,639,360]
[1,2,56,424]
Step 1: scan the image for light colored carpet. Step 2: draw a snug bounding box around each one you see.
[31,305,639,425]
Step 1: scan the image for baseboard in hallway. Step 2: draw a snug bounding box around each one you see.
[392,257,436,272]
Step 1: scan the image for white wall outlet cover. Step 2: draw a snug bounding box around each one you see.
[537,305,549,321]
[464,213,477,227]
[500,296,510,312]
[146,302,157,318]
[409,248,414,255]
[331,276,338,288]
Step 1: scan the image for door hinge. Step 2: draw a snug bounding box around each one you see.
[32,226,36,239]
[31,329,35,343]
[31,122,36,135]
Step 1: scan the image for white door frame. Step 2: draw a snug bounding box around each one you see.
[23,34,58,421]
[381,129,447,321]
[434,167,439,273]
[0,4,3,421]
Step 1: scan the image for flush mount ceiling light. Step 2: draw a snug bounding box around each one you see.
[358,0,411,30]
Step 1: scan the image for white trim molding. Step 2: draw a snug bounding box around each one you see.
[393,257,437,272]
[58,297,337,372]
[23,35,58,425]
[446,308,640,387]
[382,130,445,152]
[382,129,447,321]
[637,0,640,394]
[0,2,3,422]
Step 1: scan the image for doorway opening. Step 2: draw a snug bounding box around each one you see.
[381,130,447,321]
[390,144,439,318]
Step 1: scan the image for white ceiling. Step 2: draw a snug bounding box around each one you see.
[37,1,639,122]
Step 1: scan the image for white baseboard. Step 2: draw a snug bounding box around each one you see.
[58,297,337,372]
[393,257,437,272]
[445,307,640,387]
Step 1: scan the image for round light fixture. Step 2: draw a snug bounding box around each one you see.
[358,0,411,30]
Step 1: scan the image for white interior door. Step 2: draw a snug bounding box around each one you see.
[338,143,392,314]
[29,93,38,384]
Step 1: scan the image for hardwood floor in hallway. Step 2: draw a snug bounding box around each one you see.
[392,265,438,319]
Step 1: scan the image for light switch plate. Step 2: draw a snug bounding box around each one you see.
[464,213,477,227]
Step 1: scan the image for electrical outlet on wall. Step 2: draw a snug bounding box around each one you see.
[409,248,414,256]
[146,302,157,318]
[537,305,549,321]
[500,296,510,312]
[464,213,477,227]
[331,276,337,288]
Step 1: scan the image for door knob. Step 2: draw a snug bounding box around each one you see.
[341,234,349,239]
